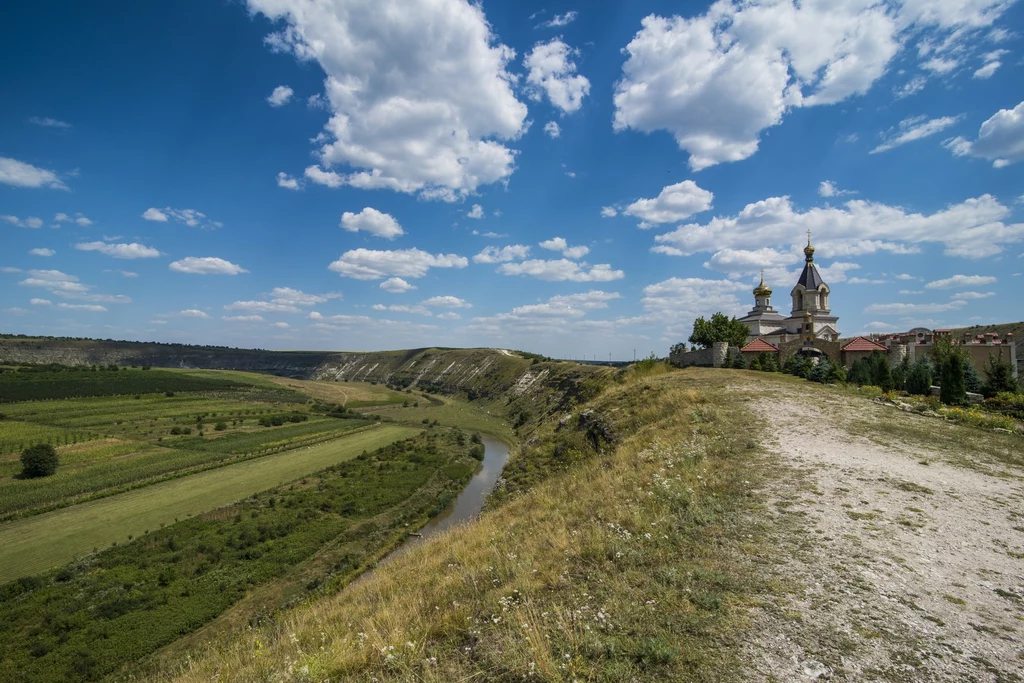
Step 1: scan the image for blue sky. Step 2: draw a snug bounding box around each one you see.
[1,0,1022,359]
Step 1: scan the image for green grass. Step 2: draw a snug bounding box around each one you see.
[0,367,244,402]
[0,430,480,683]
[371,397,514,441]
[167,417,368,453]
[0,425,420,582]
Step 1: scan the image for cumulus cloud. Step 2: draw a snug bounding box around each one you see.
[894,75,928,99]
[973,50,1008,79]
[472,245,531,264]
[925,274,997,289]
[267,85,294,107]
[624,181,714,225]
[818,180,855,197]
[543,121,561,138]
[179,309,210,319]
[249,0,528,201]
[944,100,1024,167]
[612,2,1012,170]
[222,315,266,322]
[269,286,342,307]
[497,259,624,282]
[641,277,748,321]
[18,269,130,304]
[0,156,67,189]
[340,207,404,239]
[328,247,468,280]
[467,204,484,219]
[600,206,618,218]
[380,277,416,293]
[2,215,45,228]
[539,236,589,259]
[224,301,300,314]
[169,257,248,275]
[277,172,302,190]
[422,295,471,308]
[272,322,290,329]
[30,298,52,306]
[142,208,168,222]
[29,116,72,129]
[29,248,55,257]
[57,303,107,312]
[951,291,995,300]
[75,241,161,259]
[372,303,432,316]
[524,39,590,114]
[870,114,963,154]
[652,192,1024,260]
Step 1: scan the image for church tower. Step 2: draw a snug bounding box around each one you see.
[737,269,787,338]
[786,231,839,341]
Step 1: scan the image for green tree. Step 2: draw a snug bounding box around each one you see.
[688,312,749,349]
[891,356,910,391]
[940,354,967,406]
[962,361,983,394]
[847,357,871,386]
[982,351,1020,397]
[731,352,746,369]
[20,443,58,478]
[905,358,933,396]
[757,352,779,372]
[869,351,894,392]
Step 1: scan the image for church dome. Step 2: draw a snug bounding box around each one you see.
[753,275,772,297]
[803,242,815,261]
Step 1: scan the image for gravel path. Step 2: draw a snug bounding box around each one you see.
[742,392,1024,681]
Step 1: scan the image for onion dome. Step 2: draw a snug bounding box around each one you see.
[753,270,772,297]
[804,230,815,262]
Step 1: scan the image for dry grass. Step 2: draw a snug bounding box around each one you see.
[155,371,766,682]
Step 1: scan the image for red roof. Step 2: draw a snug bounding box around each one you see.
[842,336,888,352]
[741,338,779,352]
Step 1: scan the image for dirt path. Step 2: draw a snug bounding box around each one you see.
[743,389,1024,681]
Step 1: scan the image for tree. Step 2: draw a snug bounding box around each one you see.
[731,352,746,369]
[963,361,983,394]
[21,444,58,478]
[847,357,871,386]
[940,353,967,406]
[891,356,910,391]
[982,351,1020,397]
[688,312,749,349]
[757,352,779,372]
[869,351,894,392]
[905,358,933,396]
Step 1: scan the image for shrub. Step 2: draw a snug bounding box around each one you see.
[847,357,871,386]
[730,353,746,369]
[982,351,1020,398]
[214,422,227,432]
[940,354,967,406]
[905,358,933,396]
[891,356,910,391]
[869,351,894,393]
[756,352,778,372]
[748,355,762,371]
[20,443,58,478]
[963,361,983,394]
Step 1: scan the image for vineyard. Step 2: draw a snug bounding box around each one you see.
[0,367,246,402]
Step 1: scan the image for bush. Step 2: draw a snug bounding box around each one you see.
[214,422,227,431]
[891,356,910,391]
[868,351,894,393]
[847,357,871,386]
[20,443,58,478]
[963,361,983,394]
[756,352,778,372]
[905,359,933,396]
[730,353,746,369]
[940,354,967,406]
[748,355,762,371]
[982,352,1020,398]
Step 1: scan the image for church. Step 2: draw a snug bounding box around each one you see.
[737,233,840,344]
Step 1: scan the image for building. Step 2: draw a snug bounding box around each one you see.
[738,233,839,344]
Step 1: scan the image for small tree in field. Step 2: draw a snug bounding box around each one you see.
[940,354,967,406]
[21,444,58,478]
[688,312,749,349]
[982,351,1020,397]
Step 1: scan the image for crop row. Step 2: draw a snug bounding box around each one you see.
[0,370,244,403]
[167,417,367,454]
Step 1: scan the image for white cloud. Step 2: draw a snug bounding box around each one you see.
[624,181,713,225]
[18,269,130,304]
[250,0,528,201]
[510,290,621,318]
[0,267,22,273]
[169,257,248,275]
[539,236,589,259]
[951,291,995,300]
[267,85,295,107]
[472,244,531,264]
[75,241,161,259]
[818,180,855,198]
[467,204,485,219]
[304,166,346,188]
[537,10,577,29]
[179,309,211,319]
[703,247,795,272]
[222,315,266,322]
[75,215,92,226]
[864,321,897,331]
[380,277,416,293]
[2,215,45,228]
[641,277,747,322]
[944,100,1024,167]
[57,303,107,312]
[372,303,432,316]
[0,156,67,189]
[497,259,624,282]
[925,274,997,289]
[340,207,404,240]
[652,192,1024,260]
[436,311,462,320]
[899,289,923,295]
[524,39,590,114]
[328,248,468,280]
[921,56,958,74]
[277,172,302,190]
[29,116,71,129]
[30,298,52,306]
[224,301,299,314]
[864,300,967,314]
[268,287,341,307]
[894,75,927,99]
[422,295,471,308]
[870,114,962,154]
[612,2,1012,171]
[29,248,55,257]
[973,61,1001,79]
[543,121,561,138]
[895,273,916,280]
[142,208,168,222]
[847,276,887,284]
[272,322,290,329]
[600,206,618,218]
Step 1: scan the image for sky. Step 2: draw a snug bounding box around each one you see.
[1,0,1023,360]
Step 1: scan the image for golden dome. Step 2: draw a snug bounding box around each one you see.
[804,230,815,261]
[753,272,772,297]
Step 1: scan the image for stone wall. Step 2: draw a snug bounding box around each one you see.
[669,342,730,368]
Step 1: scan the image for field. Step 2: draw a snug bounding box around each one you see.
[265,376,410,406]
